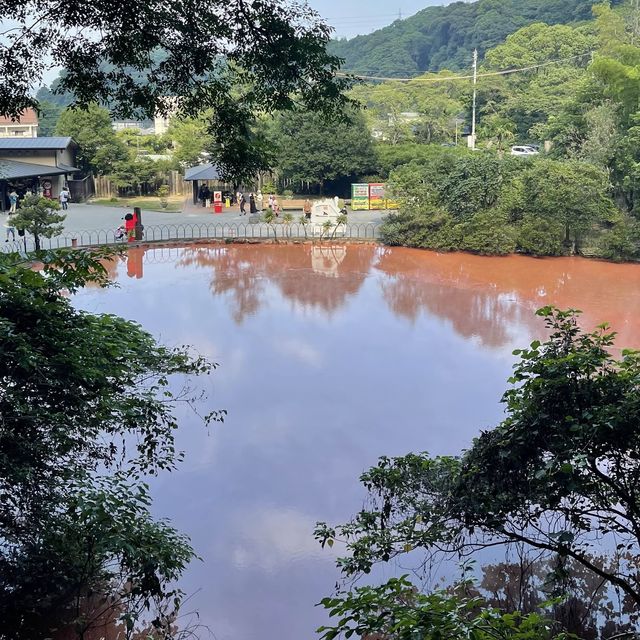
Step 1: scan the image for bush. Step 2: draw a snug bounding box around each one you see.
[380,206,461,251]
[517,215,565,256]
[598,217,640,261]
[376,143,465,178]
[437,154,519,220]
[157,184,170,209]
[283,189,294,199]
[459,210,517,255]
[359,174,384,184]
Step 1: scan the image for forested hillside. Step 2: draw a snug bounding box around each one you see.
[328,0,621,77]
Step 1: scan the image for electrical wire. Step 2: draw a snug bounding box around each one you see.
[337,51,594,83]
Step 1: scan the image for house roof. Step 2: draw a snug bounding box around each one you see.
[184,163,221,181]
[0,137,75,150]
[0,159,78,179]
[0,109,39,125]
[57,162,79,173]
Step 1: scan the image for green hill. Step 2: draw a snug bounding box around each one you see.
[328,0,614,77]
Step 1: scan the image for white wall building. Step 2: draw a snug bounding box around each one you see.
[0,109,39,138]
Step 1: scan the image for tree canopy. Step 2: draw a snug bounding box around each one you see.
[55,104,128,175]
[273,109,377,192]
[0,249,222,638]
[328,0,613,77]
[7,0,350,181]
[316,307,640,634]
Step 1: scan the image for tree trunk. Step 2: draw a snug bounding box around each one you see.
[564,224,572,254]
[34,232,40,251]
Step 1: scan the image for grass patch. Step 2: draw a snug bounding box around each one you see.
[90,195,184,212]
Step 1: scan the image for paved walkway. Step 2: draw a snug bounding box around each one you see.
[1,201,387,251]
[43,202,388,235]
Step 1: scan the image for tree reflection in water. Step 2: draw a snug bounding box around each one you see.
[374,247,640,349]
[175,244,375,323]
[102,243,640,349]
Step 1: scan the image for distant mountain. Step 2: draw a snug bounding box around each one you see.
[328,0,614,77]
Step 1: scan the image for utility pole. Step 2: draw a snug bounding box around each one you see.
[470,48,478,150]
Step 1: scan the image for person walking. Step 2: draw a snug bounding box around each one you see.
[4,211,16,242]
[202,185,211,208]
[249,193,257,214]
[8,189,18,213]
[268,194,274,210]
[59,186,70,210]
[198,184,207,207]
[256,190,263,211]
[303,198,312,220]
[239,193,247,215]
[272,196,280,217]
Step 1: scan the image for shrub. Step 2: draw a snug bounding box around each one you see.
[359,174,384,184]
[437,154,515,220]
[157,184,170,209]
[517,215,565,256]
[380,206,461,251]
[459,210,517,255]
[598,217,640,261]
[283,189,294,199]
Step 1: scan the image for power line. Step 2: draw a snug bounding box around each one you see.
[323,12,404,20]
[337,51,594,83]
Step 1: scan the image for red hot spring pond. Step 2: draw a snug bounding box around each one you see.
[72,243,640,640]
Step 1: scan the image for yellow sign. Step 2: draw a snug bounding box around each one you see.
[351,183,369,210]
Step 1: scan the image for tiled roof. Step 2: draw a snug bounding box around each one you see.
[184,163,221,181]
[0,160,74,179]
[0,137,74,150]
[0,108,39,125]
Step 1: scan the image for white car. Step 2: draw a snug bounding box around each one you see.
[511,145,539,156]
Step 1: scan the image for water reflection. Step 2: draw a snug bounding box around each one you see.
[112,244,640,348]
[75,244,640,640]
[173,244,375,322]
[374,248,640,348]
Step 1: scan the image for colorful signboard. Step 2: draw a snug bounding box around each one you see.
[351,183,399,210]
[351,183,369,211]
[368,183,385,210]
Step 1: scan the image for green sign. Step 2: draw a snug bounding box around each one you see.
[351,183,369,210]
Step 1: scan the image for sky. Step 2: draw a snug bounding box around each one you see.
[308,0,448,38]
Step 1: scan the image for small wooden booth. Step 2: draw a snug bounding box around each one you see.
[184,163,222,205]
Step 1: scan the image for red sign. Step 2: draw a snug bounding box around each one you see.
[42,178,52,199]
[213,191,223,213]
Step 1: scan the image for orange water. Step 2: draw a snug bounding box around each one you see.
[73,244,640,640]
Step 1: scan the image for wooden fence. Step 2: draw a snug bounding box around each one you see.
[93,171,190,199]
[68,176,93,202]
